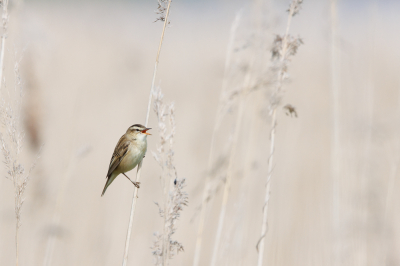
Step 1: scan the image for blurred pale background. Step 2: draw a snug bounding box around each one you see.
[0,0,399,265]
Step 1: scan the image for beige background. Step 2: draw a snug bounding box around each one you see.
[0,1,399,265]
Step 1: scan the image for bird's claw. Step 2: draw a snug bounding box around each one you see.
[133,181,140,188]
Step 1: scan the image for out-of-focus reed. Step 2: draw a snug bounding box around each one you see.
[151,86,188,266]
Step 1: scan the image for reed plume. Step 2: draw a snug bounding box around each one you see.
[0,49,41,266]
[151,87,188,266]
[257,1,303,266]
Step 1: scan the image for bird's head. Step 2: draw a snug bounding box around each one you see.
[127,124,151,139]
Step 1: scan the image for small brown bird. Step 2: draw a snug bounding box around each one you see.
[101,124,151,196]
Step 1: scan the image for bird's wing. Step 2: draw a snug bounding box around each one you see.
[107,135,130,178]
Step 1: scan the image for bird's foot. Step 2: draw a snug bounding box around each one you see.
[132,181,140,188]
[123,173,140,188]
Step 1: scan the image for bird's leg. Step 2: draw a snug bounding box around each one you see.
[135,161,143,198]
[122,173,140,188]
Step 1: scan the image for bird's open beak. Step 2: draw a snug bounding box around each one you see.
[141,128,151,135]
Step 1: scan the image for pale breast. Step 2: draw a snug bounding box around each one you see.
[118,140,147,173]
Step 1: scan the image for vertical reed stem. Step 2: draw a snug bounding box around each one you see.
[122,1,172,265]
[16,222,19,266]
[0,0,8,90]
[210,96,246,266]
[0,37,6,88]
[192,12,242,266]
[0,1,16,265]
[256,2,299,265]
[210,42,255,265]
[256,109,276,266]
[162,170,172,266]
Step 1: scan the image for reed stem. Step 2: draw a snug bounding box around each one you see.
[192,12,242,266]
[210,96,246,266]
[0,0,8,90]
[122,1,172,265]
[256,1,301,265]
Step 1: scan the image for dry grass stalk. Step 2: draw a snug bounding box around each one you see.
[192,11,242,266]
[210,20,262,266]
[383,92,400,264]
[42,145,91,266]
[196,7,272,264]
[0,50,41,266]
[209,97,247,266]
[256,1,303,265]
[0,0,9,89]
[122,1,172,265]
[151,87,188,266]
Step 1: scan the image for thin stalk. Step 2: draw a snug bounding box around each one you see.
[163,188,168,266]
[1,2,15,265]
[382,83,400,265]
[210,46,255,265]
[162,141,173,266]
[256,109,276,266]
[0,0,9,90]
[383,144,400,265]
[192,128,217,266]
[0,37,5,87]
[210,95,246,266]
[43,91,85,266]
[192,12,241,266]
[16,223,19,266]
[162,171,172,266]
[43,146,89,266]
[240,94,262,265]
[122,1,172,266]
[256,2,297,265]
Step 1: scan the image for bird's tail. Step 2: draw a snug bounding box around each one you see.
[101,174,117,197]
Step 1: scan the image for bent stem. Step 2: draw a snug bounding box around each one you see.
[122,1,172,266]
